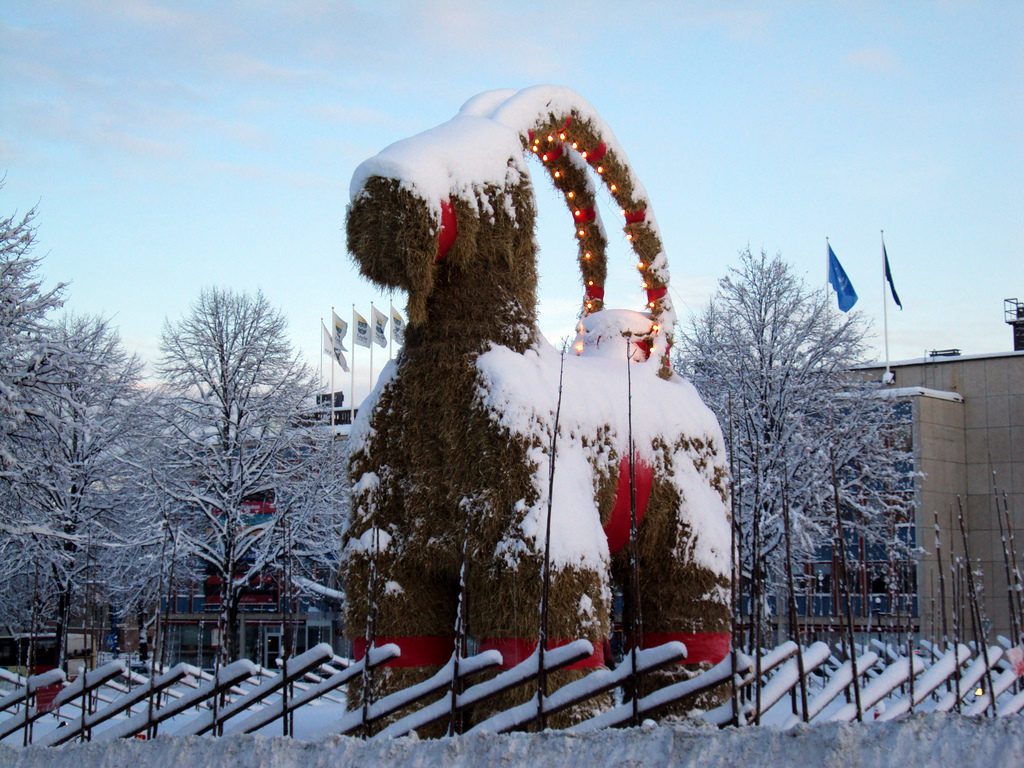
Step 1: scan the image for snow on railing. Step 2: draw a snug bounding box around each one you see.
[877,645,970,722]
[333,646,507,737]
[701,640,799,726]
[3,638,1023,747]
[94,659,259,741]
[571,648,749,732]
[175,643,336,737]
[781,651,879,728]
[934,646,1004,714]
[233,643,401,736]
[40,663,197,747]
[0,668,69,742]
[469,641,688,735]
[831,652,926,722]
[370,642,593,740]
[0,669,64,716]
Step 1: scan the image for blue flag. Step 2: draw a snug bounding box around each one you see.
[827,244,858,312]
[883,244,902,309]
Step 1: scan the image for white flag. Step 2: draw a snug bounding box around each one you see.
[353,309,371,349]
[321,323,333,356]
[323,321,349,372]
[332,310,348,352]
[390,303,405,346]
[371,305,388,348]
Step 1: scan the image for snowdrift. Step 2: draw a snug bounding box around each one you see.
[3,714,1020,768]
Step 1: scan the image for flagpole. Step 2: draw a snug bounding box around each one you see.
[882,230,890,382]
[825,238,832,321]
[351,304,357,425]
[325,309,333,428]
[825,237,831,297]
[369,302,375,398]
[388,300,394,362]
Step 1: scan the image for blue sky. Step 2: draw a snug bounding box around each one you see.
[2,1,1021,403]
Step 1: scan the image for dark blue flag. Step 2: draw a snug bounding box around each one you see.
[827,244,858,312]
[884,244,902,309]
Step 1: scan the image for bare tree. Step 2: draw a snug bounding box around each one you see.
[676,248,915,633]
[153,287,335,663]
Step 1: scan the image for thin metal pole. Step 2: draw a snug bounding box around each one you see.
[350,305,357,425]
[626,339,642,727]
[882,230,890,380]
[991,474,1021,648]
[727,394,740,725]
[369,303,375,398]
[948,506,962,712]
[934,511,950,649]
[830,448,862,721]
[782,479,808,721]
[330,308,336,425]
[361,523,380,736]
[999,493,1024,626]
[1003,492,1024,627]
[957,496,996,717]
[538,344,566,730]
[449,511,473,736]
[751,472,763,722]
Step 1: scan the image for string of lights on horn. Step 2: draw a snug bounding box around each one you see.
[525,111,673,377]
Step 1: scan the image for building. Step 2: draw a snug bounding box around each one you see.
[855,348,1024,642]
[159,569,342,671]
[157,412,355,670]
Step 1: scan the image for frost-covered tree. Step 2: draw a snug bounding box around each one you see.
[1,314,148,664]
[675,248,914,623]
[276,435,349,582]
[153,287,339,663]
[0,190,65,483]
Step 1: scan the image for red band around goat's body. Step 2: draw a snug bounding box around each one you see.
[478,637,605,670]
[353,635,455,667]
[602,455,653,556]
[640,632,731,665]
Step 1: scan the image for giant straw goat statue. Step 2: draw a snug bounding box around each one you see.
[343,87,731,722]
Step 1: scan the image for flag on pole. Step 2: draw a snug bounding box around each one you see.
[827,243,858,312]
[883,243,902,310]
[353,309,371,348]
[371,305,388,348]
[321,323,333,357]
[390,303,405,346]
[323,321,349,372]
[332,310,348,352]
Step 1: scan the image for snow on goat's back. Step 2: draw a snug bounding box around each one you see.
[476,335,730,576]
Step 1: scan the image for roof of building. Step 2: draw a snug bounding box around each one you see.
[854,349,1024,371]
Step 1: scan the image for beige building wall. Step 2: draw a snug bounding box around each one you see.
[913,393,966,640]
[859,351,1024,641]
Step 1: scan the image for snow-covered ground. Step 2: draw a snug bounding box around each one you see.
[0,714,1020,767]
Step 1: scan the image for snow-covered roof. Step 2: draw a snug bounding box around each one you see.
[854,349,1024,369]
